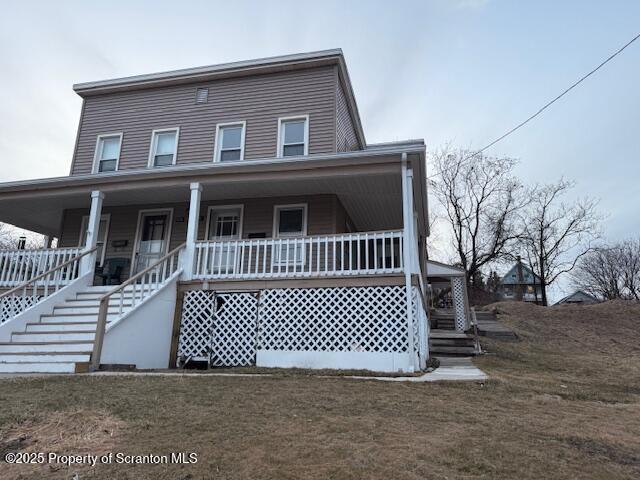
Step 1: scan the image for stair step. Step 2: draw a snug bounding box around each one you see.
[11,332,95,343]
[0,342,94,354]
[430,330,472,339]
[26,322,100,333]
[53,306,132,315]
[429,345,477,356]
[0,352,90,363]
[61,299,135,308]
[430,338,475,347]
[76,289,139,300]
[0,362,78,373]
[40,314,119,323]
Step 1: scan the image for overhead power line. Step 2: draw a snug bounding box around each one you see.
[429,31,640,178]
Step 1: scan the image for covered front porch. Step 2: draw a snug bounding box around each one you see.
[0,150,430,373]
[0,150,427,286]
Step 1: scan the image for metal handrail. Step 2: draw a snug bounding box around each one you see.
[0,247,97,300]
[90,243,185,371]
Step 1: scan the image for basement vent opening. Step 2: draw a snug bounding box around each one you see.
[195,87,209,104]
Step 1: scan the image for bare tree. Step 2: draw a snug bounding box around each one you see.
[573,239,640,300]
[518,179,601,306]
[0,223,16,249]
[572,246,623,300]
[0,223,47,250]
[620,239,640,300]
[430,148,526,288]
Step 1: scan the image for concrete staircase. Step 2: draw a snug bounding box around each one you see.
[475,310,518,341]
[0,286,135,373]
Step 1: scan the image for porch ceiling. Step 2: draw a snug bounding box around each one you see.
[0,166,402,236]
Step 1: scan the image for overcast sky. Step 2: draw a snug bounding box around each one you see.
[0,0,638,297]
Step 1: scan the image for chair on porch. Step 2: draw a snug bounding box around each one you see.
[95,258,130,285]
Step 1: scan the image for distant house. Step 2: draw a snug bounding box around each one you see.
[555,290,599,305]
[499,259,542,303]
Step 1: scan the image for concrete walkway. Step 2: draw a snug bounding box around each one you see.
[347,357,487,382]
[0,357,487,383]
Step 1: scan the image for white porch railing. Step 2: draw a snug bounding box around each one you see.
[193,230,404,280]
[0,248,97,324]
[0,247,82,288]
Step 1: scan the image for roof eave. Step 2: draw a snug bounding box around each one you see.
[0,143,426,195]
[73,49,345,95]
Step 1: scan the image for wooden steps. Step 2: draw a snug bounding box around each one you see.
[431,309,457,330]
[429,328,477,356]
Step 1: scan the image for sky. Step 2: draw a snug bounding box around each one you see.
[0,0,638,299]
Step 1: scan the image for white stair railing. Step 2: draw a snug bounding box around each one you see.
[0,247,82,288]
[193,230,404,280]
[0,247,97,324]
[91,243,185,370]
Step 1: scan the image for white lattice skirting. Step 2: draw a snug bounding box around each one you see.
[1,295,42,324]
[451,277,468,331]
[178,285,426,373]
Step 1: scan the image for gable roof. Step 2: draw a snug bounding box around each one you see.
[500,262,541,285]
[555,290,599,305]
[73,49,366,148]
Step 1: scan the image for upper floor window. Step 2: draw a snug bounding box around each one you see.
[214,122,246,162]
[277,116,309,157]
[148,128,179,167]
[93,134,122,173]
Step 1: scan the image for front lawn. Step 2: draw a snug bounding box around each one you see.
[1,301,639,479]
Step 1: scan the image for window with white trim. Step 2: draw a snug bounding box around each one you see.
[278,116,308,157]
[215,123,245,162]
[149,129,179,167]
[94,134,122,173]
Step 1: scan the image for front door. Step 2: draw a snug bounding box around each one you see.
[133,210,172,274]
[207,206,242,274]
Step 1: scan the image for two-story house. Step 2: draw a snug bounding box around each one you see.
[0,50,437,374]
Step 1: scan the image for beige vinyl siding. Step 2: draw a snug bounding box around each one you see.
[336,80,360,152]
[59,195,341,278]
[71,66,338,175]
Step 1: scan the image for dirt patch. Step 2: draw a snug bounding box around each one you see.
[0,409,124,478]
[563,436,640,470]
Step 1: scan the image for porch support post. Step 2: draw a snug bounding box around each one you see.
[401,153,417,372]
[80,190,104,276]
[183,182,202,280]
